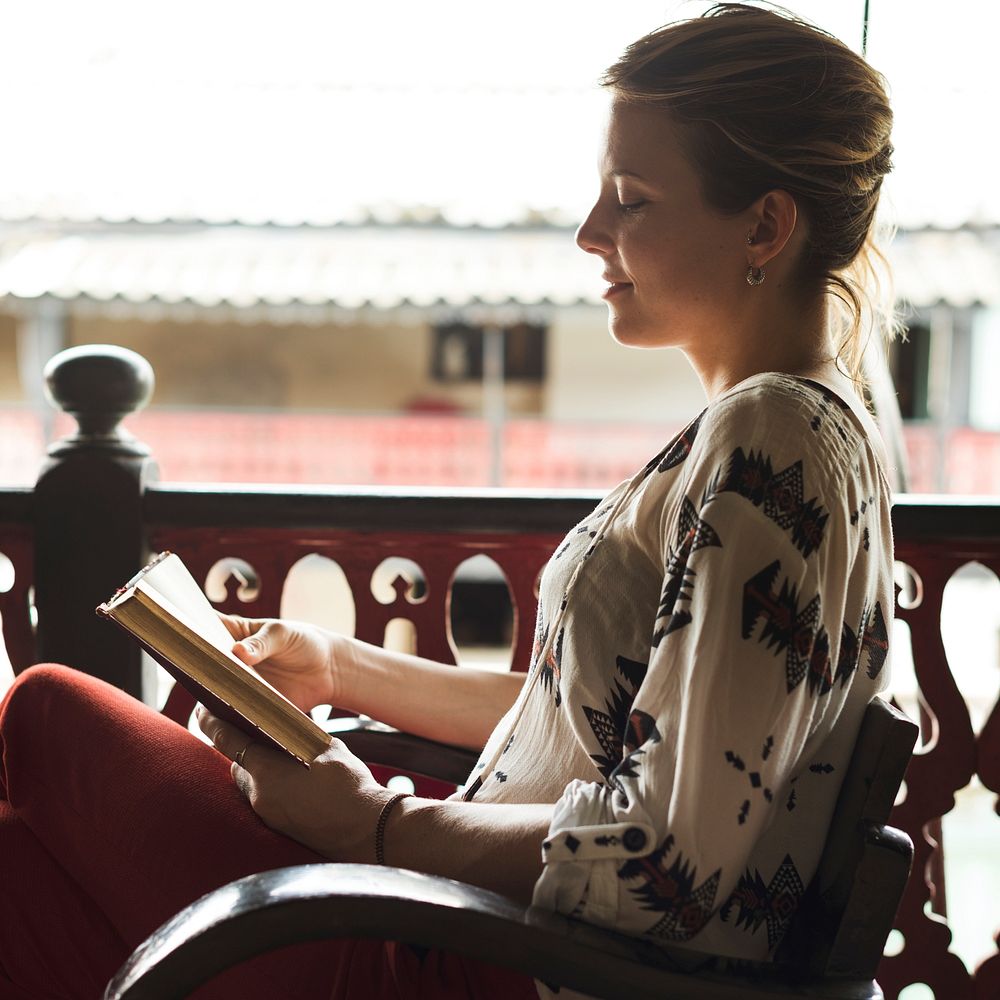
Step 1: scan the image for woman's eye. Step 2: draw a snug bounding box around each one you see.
[617,200,647,215]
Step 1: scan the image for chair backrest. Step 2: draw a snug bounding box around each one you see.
[777,696,918,979]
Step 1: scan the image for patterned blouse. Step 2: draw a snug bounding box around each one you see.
[462,372,893,975]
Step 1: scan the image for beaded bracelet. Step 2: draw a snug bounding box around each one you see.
[375,791,412,865]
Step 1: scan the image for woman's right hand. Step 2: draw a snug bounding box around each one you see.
[219,614,354,714]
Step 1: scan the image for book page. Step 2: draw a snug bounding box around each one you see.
[133,579,296,707]
[141,553,235,655]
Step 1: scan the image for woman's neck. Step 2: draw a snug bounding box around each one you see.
[686,293,835,402]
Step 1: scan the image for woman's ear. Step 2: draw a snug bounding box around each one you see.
[746,189,799,267]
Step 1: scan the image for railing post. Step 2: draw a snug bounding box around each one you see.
[33,344,158,699]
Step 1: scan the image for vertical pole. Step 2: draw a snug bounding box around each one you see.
[33,344,158,699]
[482,324,506,487]
[927,307,954,493]
[17,299,68,446]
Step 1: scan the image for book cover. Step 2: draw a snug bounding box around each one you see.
[98,552,331,766]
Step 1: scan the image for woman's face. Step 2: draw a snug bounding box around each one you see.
[576,102,750,351]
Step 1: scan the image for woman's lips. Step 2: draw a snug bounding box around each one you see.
[602,282,633,300]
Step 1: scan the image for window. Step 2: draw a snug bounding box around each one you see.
[431,322,546,383]
[890,320,931,420]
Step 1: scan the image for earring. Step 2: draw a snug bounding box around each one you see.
[745,231,765,285]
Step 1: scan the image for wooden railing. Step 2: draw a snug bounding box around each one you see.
[0,346,997,1000]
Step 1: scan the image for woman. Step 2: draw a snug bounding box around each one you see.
[0,4,896,998]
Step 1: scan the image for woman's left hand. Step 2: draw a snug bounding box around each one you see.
[196,706,390,862]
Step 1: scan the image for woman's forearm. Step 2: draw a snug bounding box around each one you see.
[336,637,526,750]
[380,796,553,905]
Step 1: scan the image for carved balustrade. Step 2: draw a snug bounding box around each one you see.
[0,345,996,999]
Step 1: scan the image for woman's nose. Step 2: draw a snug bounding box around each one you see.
[575,205,613,256]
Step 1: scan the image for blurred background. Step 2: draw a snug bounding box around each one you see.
[0,0,998,492]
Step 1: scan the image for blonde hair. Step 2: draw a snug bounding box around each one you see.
[603,2,901,384]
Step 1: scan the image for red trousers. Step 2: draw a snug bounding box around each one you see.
[0,665,539,1000]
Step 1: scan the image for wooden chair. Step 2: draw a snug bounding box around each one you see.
[105,698,917,1000]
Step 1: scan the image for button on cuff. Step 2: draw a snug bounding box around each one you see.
[541,821,655,862]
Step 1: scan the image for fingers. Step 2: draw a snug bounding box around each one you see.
[218,613,265,641]
[231,633,264,666]
[195,707,289,806]
[232,760,253,799]
[195,706,253,765]
[218,615,286,666]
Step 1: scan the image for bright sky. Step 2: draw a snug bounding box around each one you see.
[0,1,996,227]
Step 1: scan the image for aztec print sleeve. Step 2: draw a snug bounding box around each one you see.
[531,389,889,955]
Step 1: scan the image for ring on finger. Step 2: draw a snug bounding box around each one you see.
[235,742,252,769]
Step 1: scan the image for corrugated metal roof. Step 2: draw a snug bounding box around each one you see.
[888,229,1000,310]
[0,224,592,315]
[1,223,997,317]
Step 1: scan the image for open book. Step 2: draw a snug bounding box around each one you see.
[97,552,332,766]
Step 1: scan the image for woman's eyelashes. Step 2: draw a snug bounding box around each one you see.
[617,199,647,215]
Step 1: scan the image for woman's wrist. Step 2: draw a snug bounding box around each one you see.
[373,795,552,903]
[375,790,412,864]
[326,632,363,710]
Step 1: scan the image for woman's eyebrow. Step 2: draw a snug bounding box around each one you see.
[610,168,664,191]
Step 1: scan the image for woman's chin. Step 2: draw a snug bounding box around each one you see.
[608,318,673,350]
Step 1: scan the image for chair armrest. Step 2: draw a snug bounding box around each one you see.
[324,716,480,785]
[105,864,882,1000]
